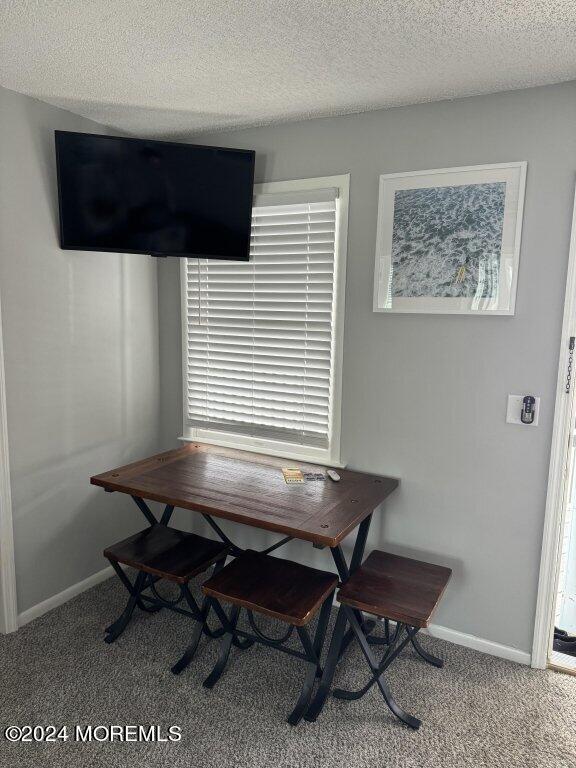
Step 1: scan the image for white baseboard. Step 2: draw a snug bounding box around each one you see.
[15,566,532,667]
[18,565,114,628]
[425,622,531,666]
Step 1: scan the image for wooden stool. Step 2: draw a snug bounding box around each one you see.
[309,550,451,729]
[104,524,228,672]
[201,550,338,725]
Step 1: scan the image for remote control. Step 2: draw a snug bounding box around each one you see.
[327,470,341,482]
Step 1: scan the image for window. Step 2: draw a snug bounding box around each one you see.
[181,175,349,465]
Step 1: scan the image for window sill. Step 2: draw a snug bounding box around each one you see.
[179,428,345,469]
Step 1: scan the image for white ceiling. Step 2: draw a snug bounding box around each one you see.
[1,1,575,138]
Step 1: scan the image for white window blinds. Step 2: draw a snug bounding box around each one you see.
[185,187,339,449]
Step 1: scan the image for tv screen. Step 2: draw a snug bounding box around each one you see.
[55,131,255,260]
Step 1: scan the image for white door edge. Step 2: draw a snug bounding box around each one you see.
[532,185,576,668]
[0,289,17,633]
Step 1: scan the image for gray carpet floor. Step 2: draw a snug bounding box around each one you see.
[1,576,575,768]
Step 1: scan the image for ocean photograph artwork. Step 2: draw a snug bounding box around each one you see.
[390,182,506,299]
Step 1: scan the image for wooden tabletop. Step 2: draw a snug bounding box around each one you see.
[91,443,399,547]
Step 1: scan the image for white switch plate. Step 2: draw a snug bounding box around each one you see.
[506,394,540,426]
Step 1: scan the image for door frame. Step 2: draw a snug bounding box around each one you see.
[532,187,576,668]
[0,289,17,633]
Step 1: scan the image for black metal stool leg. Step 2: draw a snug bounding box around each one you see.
[105,568,148,643]
[313,592,334,677]
[209,595,254,650]
[333,675,375,701]
[203,604,242,689]
[374,670,421,729]
[288,663,317,726]
[232,634,255,650]
[304,606,348,722]
[340,608,421,730]
[334,622,410,700]
[367,618,392,645]
[105,603,139,642]
[171,618,204,674]
[288,627,318,726]
[136,574,163,613]
[410,633,444,667]
[171,585,208,675]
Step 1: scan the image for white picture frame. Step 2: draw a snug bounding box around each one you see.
[373,161,527,315]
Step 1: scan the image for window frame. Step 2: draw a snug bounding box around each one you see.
[179,173,349,467]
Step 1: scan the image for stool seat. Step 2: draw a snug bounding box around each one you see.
[104,525,228,584]
[338,550,452,628]
[202,550,338,626]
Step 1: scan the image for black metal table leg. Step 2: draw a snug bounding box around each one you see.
[171,561,227,674]
[131,496,159,526]
[171,591,219,673]
[202,514,244,556]
[130,496,174,527]
[198,558,228,639]
[171,605,205,674]
[330,545,350,582]
[202,514,295,559]
[313,593,334,676]
[304,607,348,721]
[261,536,293,555]
[411,633,444,667]
[330,515,376,655]
[305,513,375,721]
[159,504,175,526]
[330,513,372,585]
[288,626,321,726]
[349,514,373,572]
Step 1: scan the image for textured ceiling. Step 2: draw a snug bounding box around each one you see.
[1,1,575,138]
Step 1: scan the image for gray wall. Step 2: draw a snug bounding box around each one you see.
[0,87,160,614]
[158,82,576,653]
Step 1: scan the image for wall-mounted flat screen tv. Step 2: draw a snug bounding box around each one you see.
[55,131,255,260]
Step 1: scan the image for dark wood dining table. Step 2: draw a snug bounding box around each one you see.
[91,441,399,715]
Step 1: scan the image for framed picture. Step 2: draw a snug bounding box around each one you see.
[373,162,527,315]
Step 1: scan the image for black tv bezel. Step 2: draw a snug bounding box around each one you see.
[54,130,255,260]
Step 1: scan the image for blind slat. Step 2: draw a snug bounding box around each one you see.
[188,329,332,342]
